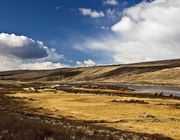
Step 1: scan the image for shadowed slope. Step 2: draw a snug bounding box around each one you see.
[0,59,180,86]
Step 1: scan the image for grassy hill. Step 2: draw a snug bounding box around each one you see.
[0,59,180,87]
[0,59,180,140]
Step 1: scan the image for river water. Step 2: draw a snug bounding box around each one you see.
[58,83,180,97]
[128,85,180,97]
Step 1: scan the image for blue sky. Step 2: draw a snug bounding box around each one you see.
[0,0,143,64]
[0,0,179,70]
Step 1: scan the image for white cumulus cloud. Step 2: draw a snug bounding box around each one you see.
[103,0,118,5]
[0,33,68,71]
[76,0,180,63]
[76,59,96,67]
[20,62,67,70]
[0,33,48,59]
[79,8,105,18]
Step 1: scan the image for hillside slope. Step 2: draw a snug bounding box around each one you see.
[0,59,180,87]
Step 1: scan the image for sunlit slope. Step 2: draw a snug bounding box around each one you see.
[0,59,180,86]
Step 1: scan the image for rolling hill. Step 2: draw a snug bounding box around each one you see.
[0,59,180,87]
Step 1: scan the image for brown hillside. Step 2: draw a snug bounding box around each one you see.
[0,59,180,87]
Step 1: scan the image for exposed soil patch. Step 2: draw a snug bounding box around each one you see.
[112,99,149,104]
[157,103,180,109]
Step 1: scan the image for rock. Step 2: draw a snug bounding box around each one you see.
[139,113,155,119]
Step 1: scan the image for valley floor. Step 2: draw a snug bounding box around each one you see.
[2,89,180,140]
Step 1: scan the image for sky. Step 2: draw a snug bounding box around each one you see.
[0,0,180,71]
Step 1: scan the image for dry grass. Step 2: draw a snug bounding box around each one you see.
[0,59,180,87]
[1,94,170,140]
[8,91,180,140]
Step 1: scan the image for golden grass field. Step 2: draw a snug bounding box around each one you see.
[0,59,180,139]
[7,91,180,140]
